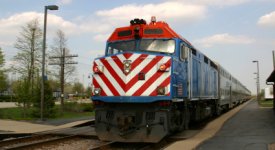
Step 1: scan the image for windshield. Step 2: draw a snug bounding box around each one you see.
[107,39,175,55]
[139,39,175,53]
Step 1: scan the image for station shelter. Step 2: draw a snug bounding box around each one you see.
[266,70,275,110]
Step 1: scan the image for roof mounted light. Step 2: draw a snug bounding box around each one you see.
[130,18,146,25]
[151,16,156,23]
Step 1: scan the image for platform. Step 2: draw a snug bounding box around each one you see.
[165,100,251,150]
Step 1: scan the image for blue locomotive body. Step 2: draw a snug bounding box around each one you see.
[92,18,251,143]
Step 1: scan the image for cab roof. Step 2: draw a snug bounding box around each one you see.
[107,18,193,46]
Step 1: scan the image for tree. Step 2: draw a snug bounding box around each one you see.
[14,79,31,118]
[49,29,76,82]
[32,80,56,118]
[13,18,42,90]
[49,29,77,111]
[12,19,43,112]
[72,82,84,96]
[0,47,8,92]
[86,86,92,99]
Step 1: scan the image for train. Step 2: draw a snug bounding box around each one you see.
[91,17,251,143]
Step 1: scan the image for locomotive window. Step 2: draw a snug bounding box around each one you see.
[118,30,132,37]
[107,40,135,55]
[144,28,163,34]
[191,49,197,56]
[180,44,188,60]
[210,61,217,69]
[204,56,209,64]
[139,39,175,53]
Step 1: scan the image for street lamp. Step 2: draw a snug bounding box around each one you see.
[41,5,59,121]
[252,60,260,102]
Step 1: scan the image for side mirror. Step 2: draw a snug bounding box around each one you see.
[181,45,188,60]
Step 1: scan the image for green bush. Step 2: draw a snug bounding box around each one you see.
[63,102,93,112]
[80,103,93,112]
[0,95,17,102]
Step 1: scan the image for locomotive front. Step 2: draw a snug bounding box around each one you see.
[92,18,184,143]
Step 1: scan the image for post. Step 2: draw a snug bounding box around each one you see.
[257,61,260,102]
[253,60,260,103]
[273,51,275,110]
[60,48,65,112]
[41,5,58,121]
[41,6,47,121]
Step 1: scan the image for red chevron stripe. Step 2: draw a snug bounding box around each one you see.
[123,53,133,59]
[125,56,164,92]
[100,58,126,91]
[132,59,171,96]
[96,65,120,96]
[131,54,148,71]
[111,55,124,72]
[93,78,107,96]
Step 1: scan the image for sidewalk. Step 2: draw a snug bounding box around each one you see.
[0,102,17,108]
[197,100,275,150]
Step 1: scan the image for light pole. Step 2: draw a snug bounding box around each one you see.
[41,5,58,121]
[252,60,260,102]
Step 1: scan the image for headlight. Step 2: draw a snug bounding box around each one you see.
[94,88,101,96]
[124,68,131,74]
[157,86,166,95]
[123,60,132,74]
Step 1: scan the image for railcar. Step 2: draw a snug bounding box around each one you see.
[91,17,251,143]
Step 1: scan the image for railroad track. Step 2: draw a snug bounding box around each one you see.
[89,137,182,150]
[0,134,107,150]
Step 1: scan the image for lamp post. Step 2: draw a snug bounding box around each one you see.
[41,5,59,121]
[252,60,260,102]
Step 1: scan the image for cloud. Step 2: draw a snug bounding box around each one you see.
[195,33,254,47]
[88,49,104,58]
[258,11,275,27]
[93,33,110,42]
[0,12,79,39]
[165,0,250,6]
[96,2,207,24]
[0,41,13,47]
[57,0,72,5]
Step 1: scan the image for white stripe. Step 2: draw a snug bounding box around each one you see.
[101,60,125,96]
[94,75,113,96]
[117,54,126,64]
[141,70,171,96]
[107,58,126,82]
[128,53,140,62]
[126,55,155,83]
[127,56,170,95]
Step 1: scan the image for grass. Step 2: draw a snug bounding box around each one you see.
[0,107,34,120]
[259,99,273,107]
[0,102,95,121]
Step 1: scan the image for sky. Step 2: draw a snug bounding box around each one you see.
[0,0,275,94]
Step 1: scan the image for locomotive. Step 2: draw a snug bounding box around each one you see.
[91,17,251,143]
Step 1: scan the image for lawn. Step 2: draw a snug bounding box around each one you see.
[259,100,273,107]
[0,102,95,121]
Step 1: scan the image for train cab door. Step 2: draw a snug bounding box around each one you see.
[180,43,191,99]
[180,43,191,129]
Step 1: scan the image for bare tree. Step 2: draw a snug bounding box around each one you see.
[49,29,76,82]
[0,47,8,92]
[49,29,77,112]
[13,19,42,84]
[12,19,42,110]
